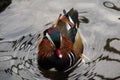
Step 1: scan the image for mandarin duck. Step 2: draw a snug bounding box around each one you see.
[38,8,86,71]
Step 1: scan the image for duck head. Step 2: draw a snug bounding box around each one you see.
[44,28,63,58]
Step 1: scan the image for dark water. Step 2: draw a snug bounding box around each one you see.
[0,0,120,80]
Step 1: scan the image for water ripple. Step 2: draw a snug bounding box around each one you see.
[104,38,120,54]
[103,1,120,11]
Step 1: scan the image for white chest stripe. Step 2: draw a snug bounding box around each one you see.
[68,54,72,66]
[70,52,75,63]
[68,52,76,66]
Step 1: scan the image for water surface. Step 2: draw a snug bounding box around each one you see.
[0,0,120,80]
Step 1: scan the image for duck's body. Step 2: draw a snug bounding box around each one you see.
[38,8,83,71]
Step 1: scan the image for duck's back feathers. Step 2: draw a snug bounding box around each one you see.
[73,31,83,58]
[68,27,77,43]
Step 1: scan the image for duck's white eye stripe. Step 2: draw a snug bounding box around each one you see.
[68,16,74,24]
[46,33,55,45]
[66,23,71,30]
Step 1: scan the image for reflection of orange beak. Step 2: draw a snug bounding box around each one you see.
[56,49,63,58]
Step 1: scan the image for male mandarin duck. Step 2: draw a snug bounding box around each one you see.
[38,8,87,71]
